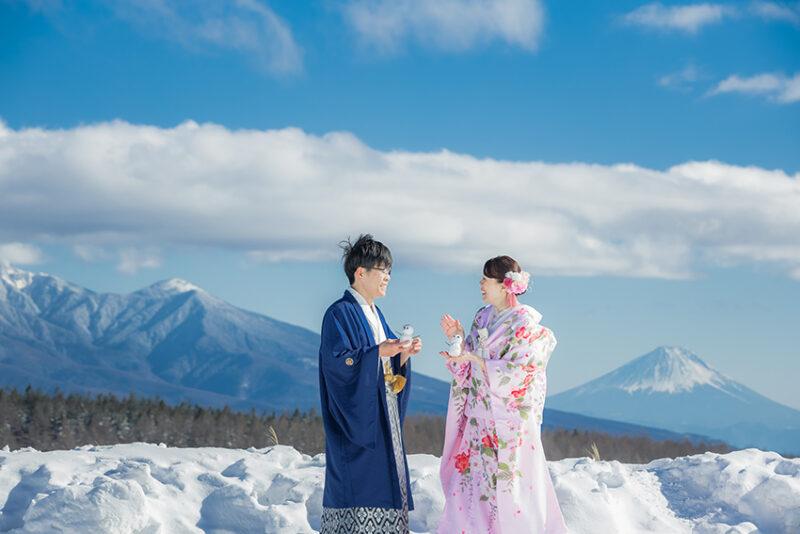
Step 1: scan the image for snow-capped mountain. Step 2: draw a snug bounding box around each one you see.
[0,263,449,414]
[549,346,800,454]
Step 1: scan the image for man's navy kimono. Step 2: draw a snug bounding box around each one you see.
[318,290,414,511]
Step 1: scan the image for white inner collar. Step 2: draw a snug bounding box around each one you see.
[347,287,386,344]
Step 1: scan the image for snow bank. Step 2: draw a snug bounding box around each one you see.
[0,444,798,533]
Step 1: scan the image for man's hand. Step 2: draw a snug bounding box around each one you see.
[399,337,422,367]
[379,338,402,358]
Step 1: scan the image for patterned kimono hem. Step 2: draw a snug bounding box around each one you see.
[320,506,409,534]
[321,388,409,534]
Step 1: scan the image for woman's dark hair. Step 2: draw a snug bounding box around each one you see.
[483,255,525,292]
[339,234,393,284]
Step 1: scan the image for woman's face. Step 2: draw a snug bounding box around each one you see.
[480,274,506,307]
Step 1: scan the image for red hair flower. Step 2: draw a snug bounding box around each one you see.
[503,271,531,295]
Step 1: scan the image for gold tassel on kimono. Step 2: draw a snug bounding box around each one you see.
[382,358,406,394]
[384,372,406,394]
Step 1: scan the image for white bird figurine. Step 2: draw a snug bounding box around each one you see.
[447,334,463,357]
[398,324,414,347]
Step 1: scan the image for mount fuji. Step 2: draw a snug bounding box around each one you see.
[0,263,449,414]
[548,346,800,454]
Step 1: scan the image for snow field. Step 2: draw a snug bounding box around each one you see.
[0,444,798,533]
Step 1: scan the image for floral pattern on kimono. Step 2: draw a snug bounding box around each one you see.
[437,305,568,534]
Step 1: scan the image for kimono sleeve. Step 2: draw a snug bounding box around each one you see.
[483,320,557,425]
[320,306,380,449]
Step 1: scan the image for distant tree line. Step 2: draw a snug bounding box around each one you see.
[1,386,733,462]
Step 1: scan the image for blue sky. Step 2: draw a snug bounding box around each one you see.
[1,0,799,409]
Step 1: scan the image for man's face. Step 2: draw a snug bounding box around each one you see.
[359,263,391,301]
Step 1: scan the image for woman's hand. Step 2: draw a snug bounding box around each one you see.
[440,314,464,340]
[439,350,486,372]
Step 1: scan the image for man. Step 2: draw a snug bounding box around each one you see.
[319,234,422,533]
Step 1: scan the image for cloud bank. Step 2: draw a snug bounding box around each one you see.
[341,0,545,53]
[0,120,798,279]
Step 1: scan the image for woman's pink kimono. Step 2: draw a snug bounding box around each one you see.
[437,304,567,534]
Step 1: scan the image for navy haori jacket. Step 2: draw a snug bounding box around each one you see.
[318,290,413,510]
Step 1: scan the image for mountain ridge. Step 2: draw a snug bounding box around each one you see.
[2,264,435,411]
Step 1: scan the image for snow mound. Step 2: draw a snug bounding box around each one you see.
[0,444,798,533]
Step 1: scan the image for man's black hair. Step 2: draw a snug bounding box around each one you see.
[339,234,393,284]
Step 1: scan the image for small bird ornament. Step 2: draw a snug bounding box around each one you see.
[398,324,414,347]
[447,334,463,357]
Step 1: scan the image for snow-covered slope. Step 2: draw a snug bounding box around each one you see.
[0,264,449,414]
[0,444,797,534]
[549,346,800,454]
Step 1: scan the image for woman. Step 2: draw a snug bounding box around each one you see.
[437,256,567,534]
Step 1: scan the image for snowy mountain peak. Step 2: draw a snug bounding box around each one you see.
[146,278,202,295]
[0,262,36,290]
[0,264,87,296]
[609,346,729,394]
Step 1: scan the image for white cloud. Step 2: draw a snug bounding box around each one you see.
[0,242,46,265]
[73,244,112,262]
[75,244,163,274]
[116,247,163,274]
[18,0,302,75]
[0,120,799,279]
[658,62,704,91]
[622,3,735,33]
[109,0,302,75]
[341,0,545,53]
[781,74,800,102]
[709,72,800,103]
[750,1,800,25]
